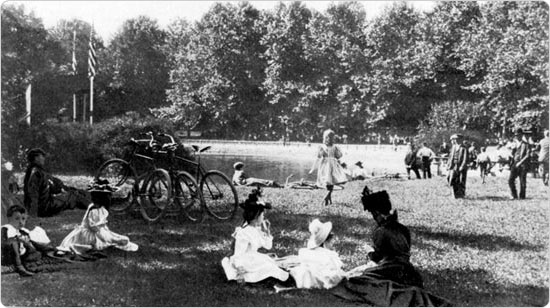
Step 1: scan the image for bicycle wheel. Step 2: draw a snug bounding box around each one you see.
[139,168,172,222]
[200,170,238,221]
[174,171,204,223]
[95,159,137,212]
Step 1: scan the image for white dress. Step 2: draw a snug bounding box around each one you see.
[289,247,346,289]
[221,225,289,283]
[314,144,348,187]
[57,204,138,255]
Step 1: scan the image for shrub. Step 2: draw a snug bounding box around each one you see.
[0,113,194,174]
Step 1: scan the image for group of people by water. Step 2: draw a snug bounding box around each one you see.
[1,126,548,305]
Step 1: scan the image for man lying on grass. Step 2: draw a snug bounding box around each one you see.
[24,148,91,217]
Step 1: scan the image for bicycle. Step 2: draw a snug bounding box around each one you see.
[154,133,239,221]
[146,136,204,223]
[94,132,172,222]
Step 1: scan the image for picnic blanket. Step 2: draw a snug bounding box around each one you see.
[1,251,106,275]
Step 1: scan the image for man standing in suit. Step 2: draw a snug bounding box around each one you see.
[509,128,532,199]
[447,134,468,198]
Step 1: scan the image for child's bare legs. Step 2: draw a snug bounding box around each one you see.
[323,185,334,206]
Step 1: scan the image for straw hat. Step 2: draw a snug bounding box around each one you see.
[307,219,333,249]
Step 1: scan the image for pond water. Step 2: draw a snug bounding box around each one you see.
[198,146,409,184]
[200,154,316,184]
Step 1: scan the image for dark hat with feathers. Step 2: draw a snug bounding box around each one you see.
[361,185,391,214]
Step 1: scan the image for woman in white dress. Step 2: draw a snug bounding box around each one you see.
[57,185,138,255]
[310,129,348,205]
[287,219,346,289]
[221,188,289,283]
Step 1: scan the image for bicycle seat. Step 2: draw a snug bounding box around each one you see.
[192,145,211,153]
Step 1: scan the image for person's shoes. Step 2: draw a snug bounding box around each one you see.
[15,265,34,277]
[509,196,517,200]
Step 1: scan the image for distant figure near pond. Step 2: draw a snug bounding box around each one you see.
[232,162,282,188]
[310,129,348,206]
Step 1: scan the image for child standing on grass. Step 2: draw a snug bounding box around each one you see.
[310,129,348,205]
[1,205,42,276]
[221,188,290,284]
[57,183,138,255]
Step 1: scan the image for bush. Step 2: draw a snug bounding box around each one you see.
[0,113,189,174]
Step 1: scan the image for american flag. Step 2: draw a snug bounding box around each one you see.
[88,27,97,78]
[71,30,77,75]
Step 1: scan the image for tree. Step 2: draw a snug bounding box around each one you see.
[102,16,169,116]
[358,2,427,133]
[1,4,63,124]
[163,2,266,138]
[260,2,312,139]
[300,2,368,141]
[455,2,549,135]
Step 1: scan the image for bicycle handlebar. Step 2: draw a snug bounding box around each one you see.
[157,133,176,144]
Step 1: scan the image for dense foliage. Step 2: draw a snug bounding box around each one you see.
[2,1,548,150]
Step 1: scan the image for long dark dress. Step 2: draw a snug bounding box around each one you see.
[333,212,452,306]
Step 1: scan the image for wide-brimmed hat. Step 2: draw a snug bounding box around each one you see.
[307,219,333,249]
[27,148,47,162]
[361,185,391,214]
[233,162,244,170]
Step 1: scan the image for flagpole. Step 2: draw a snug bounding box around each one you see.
[72,29,77,122]
[88,23,96,125]
[25,84,31,126]
[90,76,94,124]
[73,94,77,122]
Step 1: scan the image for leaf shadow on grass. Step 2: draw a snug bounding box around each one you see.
[411,225,544,252]
[421,267,549,307]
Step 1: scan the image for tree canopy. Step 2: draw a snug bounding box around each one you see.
[2,1,548,143]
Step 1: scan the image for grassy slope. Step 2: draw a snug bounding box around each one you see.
[1,173,548,307]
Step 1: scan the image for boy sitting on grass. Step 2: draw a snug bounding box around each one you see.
[1,205,42,276]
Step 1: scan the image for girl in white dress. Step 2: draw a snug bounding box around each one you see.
[57,186,138,255]
[287,219,346,289]
[310,129,348,205]
[221,189,289,283]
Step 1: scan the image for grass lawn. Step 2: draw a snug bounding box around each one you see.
[1,172,548,306]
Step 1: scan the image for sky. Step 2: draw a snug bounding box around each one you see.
[10,1,436,43]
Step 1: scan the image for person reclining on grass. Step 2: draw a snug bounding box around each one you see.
[332,186,451,306]
[221,187,291,285]
[232,162,282,188]
[1,205,53,276]
[23,148,91,217]
[56,182,138,256]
